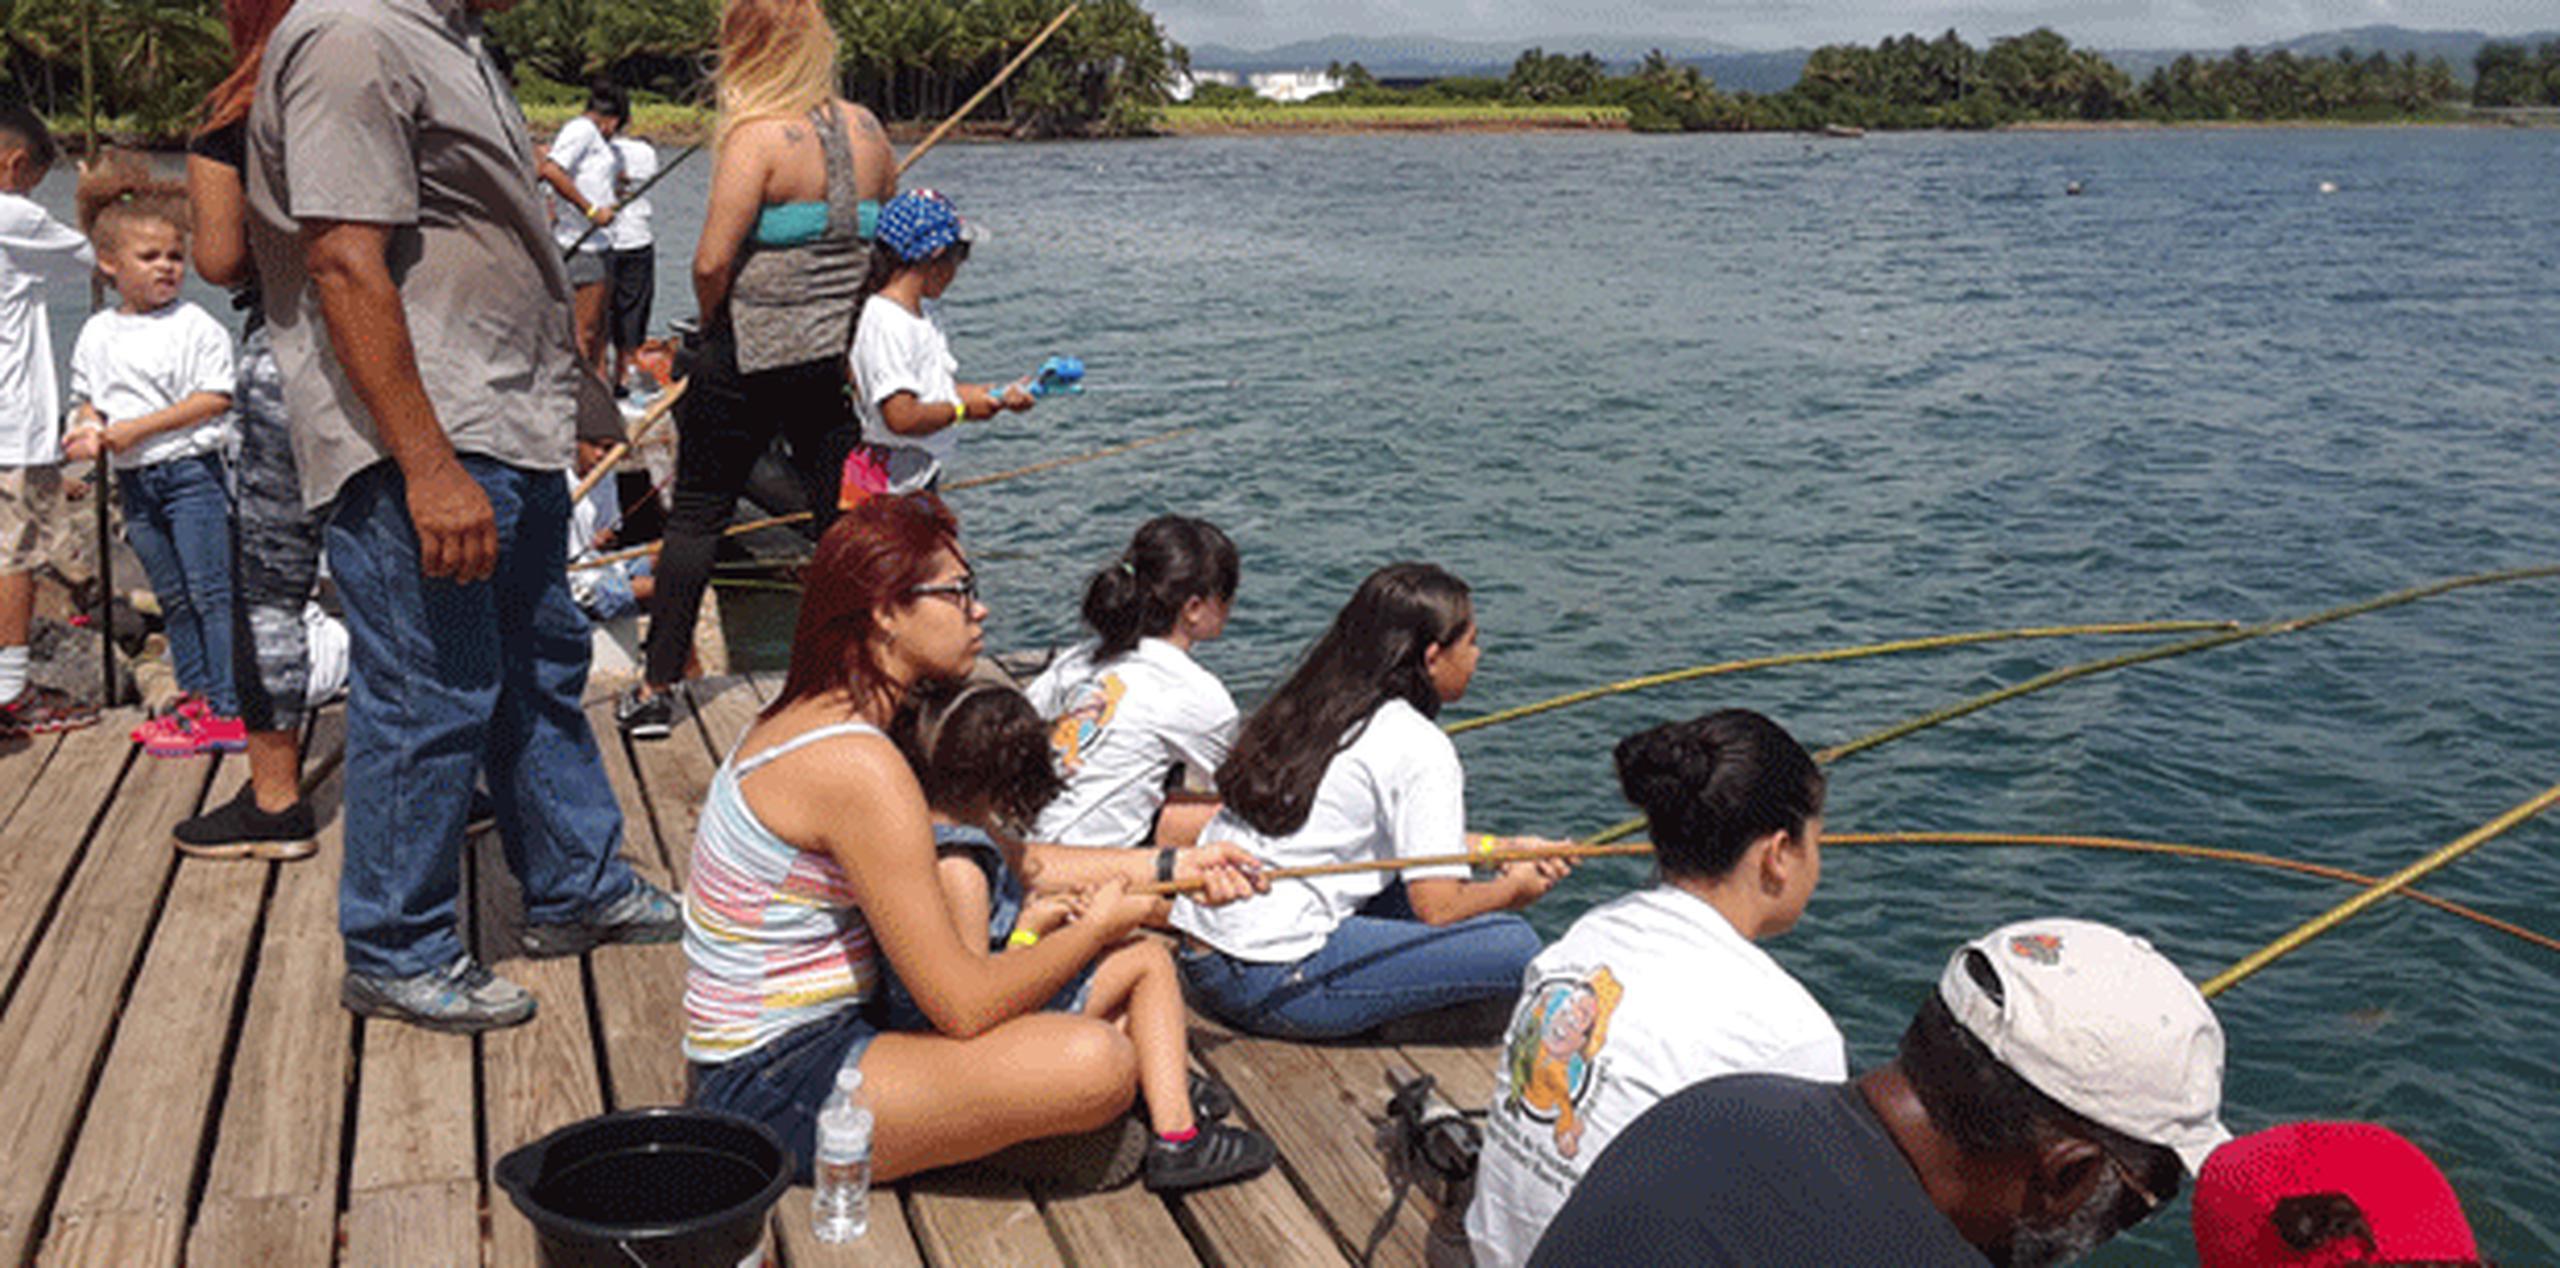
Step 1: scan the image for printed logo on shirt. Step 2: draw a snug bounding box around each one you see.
[1501,967,1624,1159]
[1047,673,1126,775]
[2009,933,2064,966]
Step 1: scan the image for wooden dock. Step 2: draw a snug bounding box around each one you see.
[0,675,1496,1266]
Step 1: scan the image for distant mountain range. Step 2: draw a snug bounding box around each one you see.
[1186,25,2560,93]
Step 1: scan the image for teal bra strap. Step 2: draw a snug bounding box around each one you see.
[751,201,828,247]
[752,198,883,246]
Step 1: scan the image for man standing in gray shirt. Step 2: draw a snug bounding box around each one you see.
[248,0,678,1031]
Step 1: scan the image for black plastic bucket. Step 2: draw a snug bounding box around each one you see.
[495,1107,793,1267]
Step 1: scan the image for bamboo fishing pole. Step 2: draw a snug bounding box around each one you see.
[1444,620,2243,737]
[569,377,688,507]
[1581,564,2560,845]
[560,137,704,261]
[568,423,1197,572]
[1133,833,2560,958]
[2200,779,2560,997]
[895,3,1083,179]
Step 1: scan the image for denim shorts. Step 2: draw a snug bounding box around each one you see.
[689,1006,880,1183]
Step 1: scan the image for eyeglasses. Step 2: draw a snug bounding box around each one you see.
[907,574,979,609]
[2101,1147,2176,1226]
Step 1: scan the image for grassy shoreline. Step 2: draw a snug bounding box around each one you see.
[49,99,2546,151]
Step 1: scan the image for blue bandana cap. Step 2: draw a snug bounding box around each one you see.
[877,189,979,263]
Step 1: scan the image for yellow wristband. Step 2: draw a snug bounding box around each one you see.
[1006,928,1040,948]
[953,398,969,424]
[1473,834,1500,859]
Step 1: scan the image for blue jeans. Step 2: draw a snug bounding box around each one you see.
[1178,883,1543,1040]
[691,1006,881,1185]
[120,453,238,716]
[328,457,634,980]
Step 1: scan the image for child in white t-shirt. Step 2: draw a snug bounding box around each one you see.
[0,106,98,734]
[65,157,240,756]
[1465,709,1843,1268]
[1170,563,1573,1040]
[843,189,1031,501]
[1025,516,1241,847]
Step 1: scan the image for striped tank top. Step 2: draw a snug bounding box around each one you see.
[682,720,883,1064]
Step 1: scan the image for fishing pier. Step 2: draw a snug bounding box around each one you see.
[0,675,1469,1267]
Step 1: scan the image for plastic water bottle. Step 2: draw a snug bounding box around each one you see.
[812,1068,872,1242]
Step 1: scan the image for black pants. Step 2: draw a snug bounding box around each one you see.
[643,325,853,687]
[606,246,654,353]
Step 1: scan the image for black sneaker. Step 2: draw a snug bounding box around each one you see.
[174,784,319,860]
[1184,1069,1235,1124]
[1143,1122,1276,1193]
[521,878,684,958]
[615,685,672,741]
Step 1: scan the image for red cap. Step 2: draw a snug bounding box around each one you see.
[2193,1122,2478,1267]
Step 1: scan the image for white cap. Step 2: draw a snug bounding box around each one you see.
[1937,918,2232,1176]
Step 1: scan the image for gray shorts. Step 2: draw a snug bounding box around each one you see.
[566,250,606,287]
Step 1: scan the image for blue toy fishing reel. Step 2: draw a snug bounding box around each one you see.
[1025,356,1085,399]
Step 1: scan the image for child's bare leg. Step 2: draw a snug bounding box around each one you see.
[0,570,30,652]
[1084,939,1194,1137]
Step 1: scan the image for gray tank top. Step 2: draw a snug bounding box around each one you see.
[729,102,868,375]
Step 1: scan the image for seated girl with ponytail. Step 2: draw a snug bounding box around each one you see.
[1170,562,1573,1040]
[1024,516,1241,847]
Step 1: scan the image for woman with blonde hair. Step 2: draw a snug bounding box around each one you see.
[622,0,897,741]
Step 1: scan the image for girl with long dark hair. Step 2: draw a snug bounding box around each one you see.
[1172,562,1571,1039]
[1024,516,1240,846]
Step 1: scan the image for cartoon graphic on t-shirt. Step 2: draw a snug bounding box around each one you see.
[1502,967,1624,1158]
[1047,673,1126,775]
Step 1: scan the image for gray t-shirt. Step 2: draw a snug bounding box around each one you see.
[1528,1075,1988,1267]
[247,0,581,511]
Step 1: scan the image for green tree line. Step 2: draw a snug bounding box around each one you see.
[0,0,1185,142]
[1251,29,2470,133]
[2473,40,2560,107]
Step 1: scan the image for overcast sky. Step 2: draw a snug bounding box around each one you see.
[1156,1,2555,52]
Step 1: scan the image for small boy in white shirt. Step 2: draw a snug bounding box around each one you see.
[65,155,240,756]
[0,106,97,734]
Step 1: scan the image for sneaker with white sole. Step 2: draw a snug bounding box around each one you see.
[341,955,536,1033]
[615,685,673,741]
[521,878,684,958]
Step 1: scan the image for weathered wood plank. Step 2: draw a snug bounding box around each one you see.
[773,1186,928,1268]
[0,730,60,830]
[907,1172,1067,1268]
[585,700,689,1111]
[625,689,723,882]
[346,940,480,1268]
[188,716,353,1268]
[479,945,607,1264]
[0,724,130,999]
[1192,1025,1428,1265]
[42,760,263,1266]
[1161,1021,1352,1268]
[1039,1181,1201,1268]
[0,743,207,1264]
[344,1178,479,1268]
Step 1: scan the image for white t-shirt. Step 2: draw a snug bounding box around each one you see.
[605,137,656,251]
[850,293,959,492]
[546,114,619,254]
[1024,637,1239,846]
[1464,887,1848,1268]
[565,467,624,610]
[1169,698,1473,962]
[68,301,238,471]
[0,192,95,466]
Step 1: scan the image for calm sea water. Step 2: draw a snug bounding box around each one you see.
[39,127,2560,1259]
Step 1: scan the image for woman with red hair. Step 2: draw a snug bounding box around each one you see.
[683,494,1262,1184]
